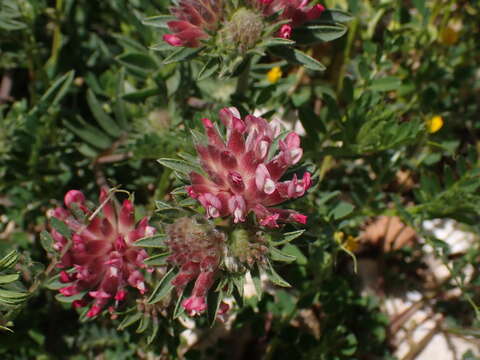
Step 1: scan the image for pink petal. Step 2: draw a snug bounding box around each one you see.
[99,188,116,226]
[227,171,245,193]
[86,304,102,318]
[119,199,135,233]
[202,118,225,148]
[220,150,238,169]
[279,24,292,38]
[64,190,85,208]
[228,195,247,223]
[307,4,325,20]
[60,285,78,297]
[291,213,308,224]
[255,164,276,195]
[163,34,184,46]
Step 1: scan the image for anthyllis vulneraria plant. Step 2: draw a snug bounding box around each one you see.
[143,0,351,75]
[46,189,156,318]
[150,108,312,319]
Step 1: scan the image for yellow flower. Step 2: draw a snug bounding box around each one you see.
[344,235,359,253]
[426,115,444,133]
[335,232,359,253]
[439,25,460,45]
[266,66,282,84]
[334,231,345,243]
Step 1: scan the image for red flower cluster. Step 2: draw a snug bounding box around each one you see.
[163,0,325,47]
[187,107,312,228]
[163,0,223,47]
[166,217,227,315]
[50,189,155,318]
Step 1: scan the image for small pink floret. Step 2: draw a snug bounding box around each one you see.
[279,24,292,39]
[86,305,102,318]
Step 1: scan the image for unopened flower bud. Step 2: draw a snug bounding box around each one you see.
[220,8,264,53]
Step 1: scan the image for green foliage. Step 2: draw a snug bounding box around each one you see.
[0,251,29,332]
[1,0,480,358]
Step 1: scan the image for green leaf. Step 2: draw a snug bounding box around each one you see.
[122,87,159,102]
[264,261,291,288]
[293,49,326,71]
[0,324,14,333]
[147,319,159,344]
[117,312,143,330]
[258,37,295,48]
[117,52,159,76]
[148,268,177,304]
[0,274,19,284]
[44,274,65,290]
[197,59,219,81]
[330,201,354,220]
[162,47,203,65]
[114,68,128,129]
[144,253,169,266]
[142,15,176,28]
[86,89,123,137]
[134,234,167,248]
[65,116,113,150]
[150,42,177,52]
[28,329,45,346]
[231,275,245,299]
[0,251,19,270]
[250,266,263,300]
[136,315,151,333]
[321,10,354,23]
[54,292,85,304]
[207,289,223,326]
[40,231,54,253]
[157,158,202,175]
[0,17,27,30]
[35,70,75,109]
[113,34,147,53]
[50,218,72,239]
[370,77,402,92]
[269,247,297,263]
[173,290,186,318]
[0,289,29,301]
[271,230,305,246]
[271,47,326,71]
[281,244,308,265]
[155,200,177,211]
[303,24,347,42]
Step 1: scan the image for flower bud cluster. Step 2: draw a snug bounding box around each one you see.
[49,189,155,318]
[165,217,227,315]
[187,107,312,228]
[163,0,325,49]
[220,8,264,54]
[226,228,269,271]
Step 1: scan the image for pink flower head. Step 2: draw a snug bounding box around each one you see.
[166,217,226,315]
[50,189,155,317]
[187,107,311,228]
[258,0,325,36]
[163,0,223,47]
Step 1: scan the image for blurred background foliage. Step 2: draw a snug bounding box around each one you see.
[1,0,480,358]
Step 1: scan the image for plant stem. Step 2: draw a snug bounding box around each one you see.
[337,18,358,94]
[235,59,251,96]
